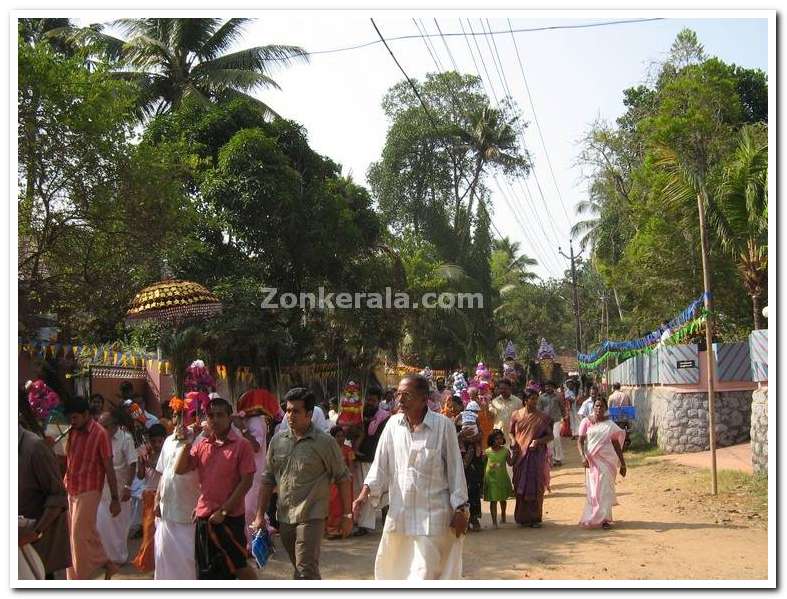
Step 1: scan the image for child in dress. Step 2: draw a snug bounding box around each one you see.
[325,426,354,540]
[483,429,514,528]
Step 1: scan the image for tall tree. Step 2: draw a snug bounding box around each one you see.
[62,18,307,118]
[368,72,529,265]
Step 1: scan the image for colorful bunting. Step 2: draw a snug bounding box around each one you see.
[578,293,710,365]
[578,310,709,370]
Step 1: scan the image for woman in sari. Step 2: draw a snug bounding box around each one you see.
[577,397,627,529]
[509,389,553,528]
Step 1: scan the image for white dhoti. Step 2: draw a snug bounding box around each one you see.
[154,518,196,580]
[374,529,463,580]
[569,404,580,436]
[96,498,133,564]
[244,416,267,537]
[354,461,387,530]
[550,421,564,463]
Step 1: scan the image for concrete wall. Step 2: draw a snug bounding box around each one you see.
[628,386,752,453]
[750,387,768,475]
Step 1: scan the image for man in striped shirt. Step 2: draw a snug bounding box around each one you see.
[353,374,469,580]
[63,398,121,579]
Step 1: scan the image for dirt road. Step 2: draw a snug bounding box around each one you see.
[116,441,767,581]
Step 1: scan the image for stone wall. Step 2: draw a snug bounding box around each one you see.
[627,387,752,454]
[750,388,768,475]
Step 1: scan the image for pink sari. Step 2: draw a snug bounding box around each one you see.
[578,417,625,528]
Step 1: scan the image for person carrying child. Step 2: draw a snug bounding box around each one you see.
[457,401,483,458]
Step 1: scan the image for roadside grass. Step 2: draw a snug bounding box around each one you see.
[624,432,663,468]
[697,468,768,514]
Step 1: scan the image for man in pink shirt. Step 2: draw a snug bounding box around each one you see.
[175,397,256,579]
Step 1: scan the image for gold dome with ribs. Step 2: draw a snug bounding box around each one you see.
[126,279,222,324]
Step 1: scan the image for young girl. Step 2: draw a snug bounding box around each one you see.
[484,429,514,529]
[326,426,354,540]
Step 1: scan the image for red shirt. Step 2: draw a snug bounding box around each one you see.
[190,428,256,518]
[64,419,112,496]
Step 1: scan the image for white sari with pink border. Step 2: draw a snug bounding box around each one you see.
[578,417,625,528]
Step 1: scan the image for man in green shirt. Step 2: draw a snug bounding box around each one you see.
[252,387,352,579]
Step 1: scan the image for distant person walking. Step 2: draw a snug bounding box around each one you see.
[488,379,522,448]
[352,386,390,536]
[509,389,553,528]
[538,381,565,467]
[353,374,469,580]
[96,411,137,566]
[253,387,352,580]
[608,383,632,408]
[577,397,627,529]
[63,398,121,580]
[175,397,257,580]
[578,385,601,421]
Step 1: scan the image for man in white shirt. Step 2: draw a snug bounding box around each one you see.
[96,411,137,565]
[488,379,523,447]
[578,385,602,421]
[153,415,201,580]
[352,374,469,580]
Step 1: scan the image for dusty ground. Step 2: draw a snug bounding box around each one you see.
[113,442,767,581]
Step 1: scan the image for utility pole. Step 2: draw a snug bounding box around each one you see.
[559,240,584,359]
[696,190,718,495]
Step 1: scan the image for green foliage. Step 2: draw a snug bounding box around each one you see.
[18,35,189,342]
[369,71,531,366]
[573,28,768,350]
[57,18,308,119]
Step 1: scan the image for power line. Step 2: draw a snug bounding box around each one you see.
[478,17,565,244]
[507,17,572,222]
[412,18,445,72]
[427,18,560,277]
[370,18,441,133]
[459,18,564,274]
[454,19,562,276]
[371,18,512,261]
[433,18,460,73]
[273,18,666,61]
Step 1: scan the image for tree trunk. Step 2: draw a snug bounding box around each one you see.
[751,293,762,331]
[612,287,624,320]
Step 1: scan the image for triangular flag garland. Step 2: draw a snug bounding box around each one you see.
[18,341,173,374]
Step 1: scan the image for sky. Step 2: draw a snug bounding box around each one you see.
[90,13,769,280]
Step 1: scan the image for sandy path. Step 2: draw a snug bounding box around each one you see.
[115,441,767,581]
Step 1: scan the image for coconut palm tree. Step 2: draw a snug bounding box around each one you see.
[492,237,538,286]
[655,124,768,330]
[452,105,530,241]
[711,125,768,329]
[60,18,307,118]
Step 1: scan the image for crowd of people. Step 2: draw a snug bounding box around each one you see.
[18,365,631,581]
